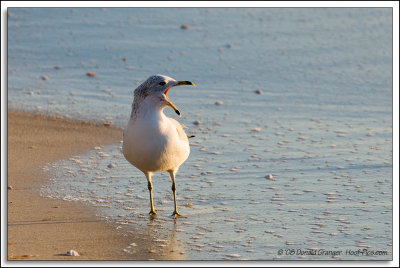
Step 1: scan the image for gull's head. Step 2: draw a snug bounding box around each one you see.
[134,74,195,117]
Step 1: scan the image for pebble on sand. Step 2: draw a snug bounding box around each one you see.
[181,24,190,30]
[215,101,224,106]
[107,163,117,169]
[254,89,263,95]
[66,250,80,256]
[86,72,95,77]
[265,174,275,180]
[251,127,261,132]
[41,75,49,81]
[193,120,202,126]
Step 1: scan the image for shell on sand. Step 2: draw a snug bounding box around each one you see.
[66,249,80,256]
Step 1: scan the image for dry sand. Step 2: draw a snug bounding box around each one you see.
[7,110,184,261]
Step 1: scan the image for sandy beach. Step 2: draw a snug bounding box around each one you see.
[7,110,183,261]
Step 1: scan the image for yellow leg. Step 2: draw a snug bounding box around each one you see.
[169,170,184,218]
[146,173,157,216]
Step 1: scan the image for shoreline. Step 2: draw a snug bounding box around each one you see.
[7,110,184,261]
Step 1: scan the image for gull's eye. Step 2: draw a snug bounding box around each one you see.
[159,81,166,86]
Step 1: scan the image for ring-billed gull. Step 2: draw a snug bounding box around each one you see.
[123,74,195,217]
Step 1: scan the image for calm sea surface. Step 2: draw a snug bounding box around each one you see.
[8,8,392,260]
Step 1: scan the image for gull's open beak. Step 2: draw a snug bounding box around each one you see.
[164,81,196,117]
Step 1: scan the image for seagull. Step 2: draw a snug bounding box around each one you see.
[123,74,195,217]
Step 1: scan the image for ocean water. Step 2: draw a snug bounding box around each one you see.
[8,8,393,260]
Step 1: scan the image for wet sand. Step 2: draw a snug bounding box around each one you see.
[7,110,183,261]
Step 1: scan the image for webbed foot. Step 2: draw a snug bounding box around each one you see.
[172,211,186,218]
[149,209,157,216]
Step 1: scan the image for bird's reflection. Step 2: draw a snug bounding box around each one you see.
[136,215,185,260]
